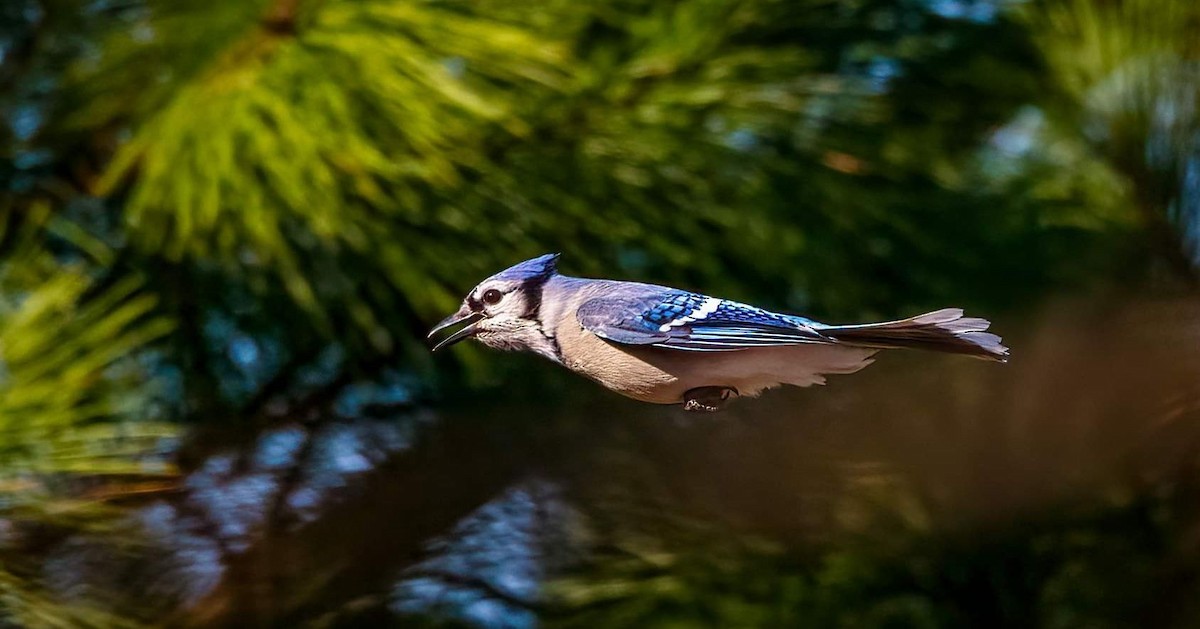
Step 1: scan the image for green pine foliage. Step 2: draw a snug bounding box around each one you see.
[1022,0,1200,282]
[0,207,173,626]
[0,206,174,482]
[71,0,565,342]
[49,0,1151,366]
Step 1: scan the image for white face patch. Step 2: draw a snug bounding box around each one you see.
[475,317,561,363]
[657,297,721,332]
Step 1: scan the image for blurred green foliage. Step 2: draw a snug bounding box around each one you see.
[1,0,1199,625]
[0,206,172,626]
[30,0,1165,368]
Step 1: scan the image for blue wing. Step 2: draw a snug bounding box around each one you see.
[576,288,832,352]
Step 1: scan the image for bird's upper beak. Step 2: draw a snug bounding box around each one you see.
[427,305,484,351]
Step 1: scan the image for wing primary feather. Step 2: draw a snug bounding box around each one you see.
[687,330,823,341]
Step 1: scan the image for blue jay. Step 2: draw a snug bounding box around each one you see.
[428,254,1007,411]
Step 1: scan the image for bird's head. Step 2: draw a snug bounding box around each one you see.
[427,253,561,358]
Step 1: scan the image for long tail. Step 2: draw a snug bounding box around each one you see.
[819,308,1009,362]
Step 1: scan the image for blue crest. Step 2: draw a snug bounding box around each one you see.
[492,253,560,282]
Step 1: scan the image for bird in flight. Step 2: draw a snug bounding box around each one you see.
[428,254,1007,411]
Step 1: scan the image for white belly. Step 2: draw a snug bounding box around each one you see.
[556,322,877,404]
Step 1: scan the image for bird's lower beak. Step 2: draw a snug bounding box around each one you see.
[427,307,484,352]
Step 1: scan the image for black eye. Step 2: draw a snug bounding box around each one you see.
[482,289,503,305]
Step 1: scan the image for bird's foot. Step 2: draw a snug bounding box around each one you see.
[682,386,738,412]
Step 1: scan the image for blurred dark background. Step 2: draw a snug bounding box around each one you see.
[2,0,1200,626]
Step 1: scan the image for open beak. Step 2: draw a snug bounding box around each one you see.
[427,306,484,352]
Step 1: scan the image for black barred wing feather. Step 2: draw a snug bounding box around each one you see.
[576,289,832,352]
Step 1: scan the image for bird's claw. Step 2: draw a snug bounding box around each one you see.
[682,386,738,412]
